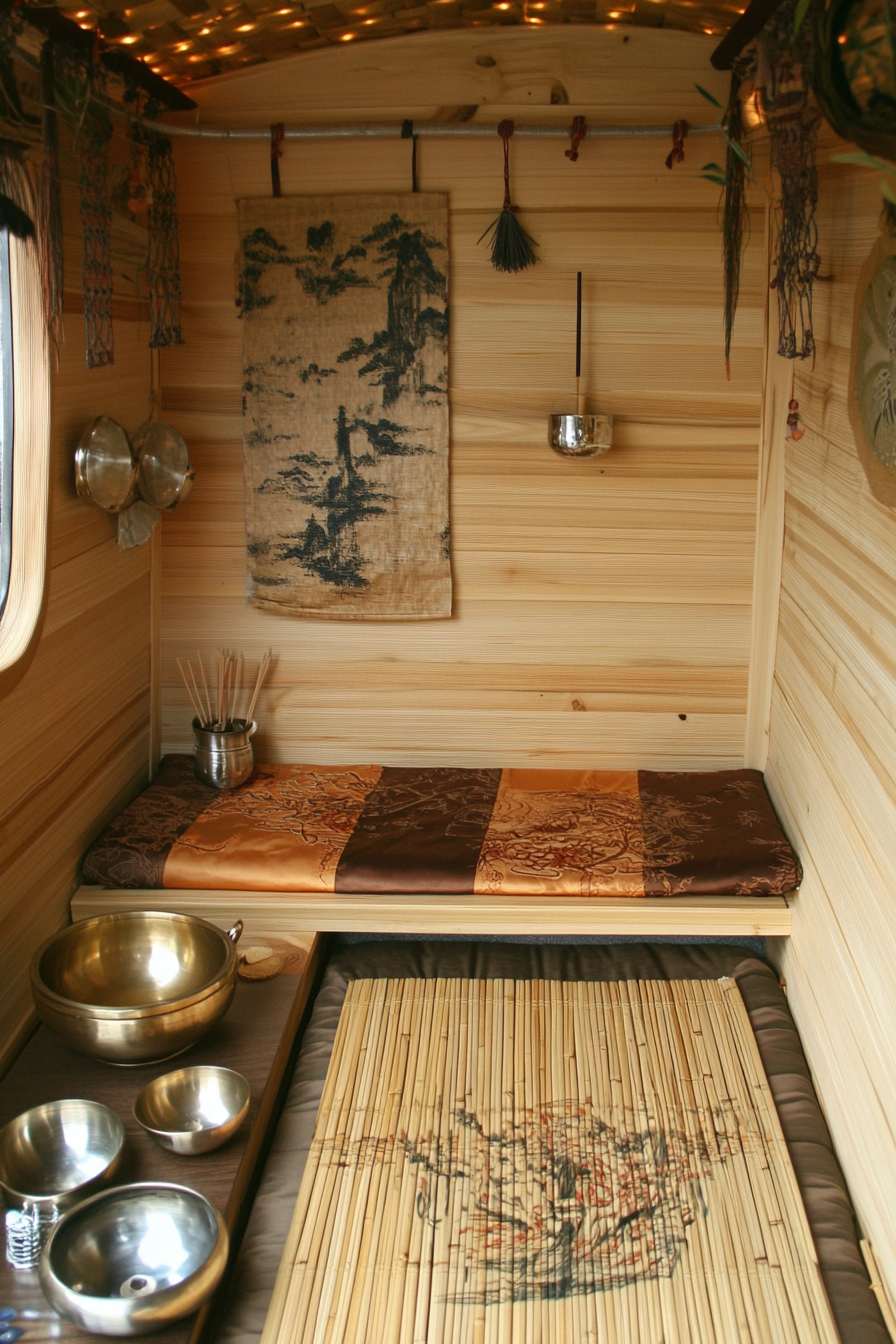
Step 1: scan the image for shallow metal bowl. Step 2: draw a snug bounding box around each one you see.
[134,1067,250,1156]
[0,1100,125,1214]
[30,912,243,1066]
[40,1182,228,1336]
[132,419,194,511]
[74,416,139,513]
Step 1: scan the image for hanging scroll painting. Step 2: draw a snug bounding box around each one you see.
[850,231,896,508]
[237,193,451,620]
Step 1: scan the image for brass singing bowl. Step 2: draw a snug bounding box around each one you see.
[134,1067,250,1156]
[30,912,244,1066]
[40,1182,228,1336]
[0,1099,125,1214]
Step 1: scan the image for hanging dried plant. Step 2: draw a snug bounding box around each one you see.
[697,63,756,378]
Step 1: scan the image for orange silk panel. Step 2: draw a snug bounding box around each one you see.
[163,764,382,891]
[473,769,646,896]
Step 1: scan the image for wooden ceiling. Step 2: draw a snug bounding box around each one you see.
[48,0,745,87]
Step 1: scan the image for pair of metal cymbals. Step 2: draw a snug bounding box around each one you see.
[75,416,194,514]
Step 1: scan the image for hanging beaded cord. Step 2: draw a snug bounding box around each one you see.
[78,91,114,369]
[41,41,64,365]
[757,0,821,361]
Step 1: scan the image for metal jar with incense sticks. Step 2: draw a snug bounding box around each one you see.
[193,718,256,790]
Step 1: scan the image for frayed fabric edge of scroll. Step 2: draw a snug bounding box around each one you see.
[236,193,452,621]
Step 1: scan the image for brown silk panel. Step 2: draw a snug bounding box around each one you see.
[334,767,502,893]
[475,770,646,896]
[163,764,382,891]
[82,755,218,889]
[638,769,803,895]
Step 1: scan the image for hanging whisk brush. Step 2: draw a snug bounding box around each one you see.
[478,120,537,274]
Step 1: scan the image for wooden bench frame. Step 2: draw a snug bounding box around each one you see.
[72,885,794,939]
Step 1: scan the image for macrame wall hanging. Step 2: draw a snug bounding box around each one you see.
[59,50,117,372]
[145,129,184,349]
[756,0,821,361]
[479,120,537,274]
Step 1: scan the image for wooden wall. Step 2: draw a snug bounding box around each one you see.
[0,145,154,1071]
[764,144,896,1301]
[161,27,767,769]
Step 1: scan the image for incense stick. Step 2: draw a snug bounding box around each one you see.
[176,648,271,729]
[575,270,582,417]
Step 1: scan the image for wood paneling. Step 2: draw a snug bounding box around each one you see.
[0,135,154,1073]
[160,26,765,768]
[763,142,896,1306]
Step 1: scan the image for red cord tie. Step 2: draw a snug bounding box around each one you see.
[665,118,689,170]
[565,115,587,162]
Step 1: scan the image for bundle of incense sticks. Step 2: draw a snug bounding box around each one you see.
[261,976,840,1344]
[177,648,270,730]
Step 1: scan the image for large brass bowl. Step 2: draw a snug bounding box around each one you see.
[30,912,243,1066]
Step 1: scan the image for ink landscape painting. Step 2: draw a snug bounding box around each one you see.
[237,193,451,619]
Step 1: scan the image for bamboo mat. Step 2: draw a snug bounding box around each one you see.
[261,978,840,1344]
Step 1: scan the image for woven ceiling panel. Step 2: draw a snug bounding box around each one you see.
[55,0,742,86]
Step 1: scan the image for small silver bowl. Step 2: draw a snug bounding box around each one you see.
[0,1099,125,1215]
[40,1182,228,1336]
[549,412,613,457]
[134,1067,250,1156]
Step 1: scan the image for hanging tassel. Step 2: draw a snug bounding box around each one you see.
[0,192,34,239]
[478,120,537,274]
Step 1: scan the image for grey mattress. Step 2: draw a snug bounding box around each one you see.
[217,940,885,1344]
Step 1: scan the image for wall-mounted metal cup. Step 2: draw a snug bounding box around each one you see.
[549,413,613,458]
[193,719,256,791]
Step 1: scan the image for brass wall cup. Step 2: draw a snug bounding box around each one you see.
[549,413,613,458]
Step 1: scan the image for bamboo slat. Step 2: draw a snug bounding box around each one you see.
[263,977,837,1344]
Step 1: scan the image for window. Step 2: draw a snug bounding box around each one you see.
[0,225,51,672]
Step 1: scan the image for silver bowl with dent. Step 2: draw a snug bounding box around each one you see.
[40,1182,229,1336]
[134,1067,250,1156]
[0,1100,125,1214]
[74,416,139,513]
[549,413,613,458]
[30,912,244,1066]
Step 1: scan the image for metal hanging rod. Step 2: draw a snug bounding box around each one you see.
[140,118,719,141]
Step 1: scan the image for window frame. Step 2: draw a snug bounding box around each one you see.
[0,227,51,673]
